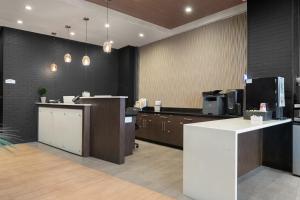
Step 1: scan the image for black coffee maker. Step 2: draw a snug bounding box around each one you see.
[226,89,244,116]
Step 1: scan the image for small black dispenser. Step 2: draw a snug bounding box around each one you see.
[245,77,285,120]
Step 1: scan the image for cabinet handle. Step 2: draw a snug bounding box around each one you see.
[148,119,152,122]
[160,116,168,119]
[184,118,193,121]
[167,130,170,133]
[180,122,184,125]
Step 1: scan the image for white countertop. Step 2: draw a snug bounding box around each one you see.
[36,103,92,107]
[80,96,128,99]
[185,117,292,134]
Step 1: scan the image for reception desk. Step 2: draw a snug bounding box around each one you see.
[80,96,128,164]
[183,117,292,200]
[37,96,134,164]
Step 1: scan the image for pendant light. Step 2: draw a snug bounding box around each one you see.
[82,17,91,66]
[103,0,112,53]
[64,25,72,63]
[50,32,58,72]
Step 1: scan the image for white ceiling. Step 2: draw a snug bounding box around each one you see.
[0,0,246,49]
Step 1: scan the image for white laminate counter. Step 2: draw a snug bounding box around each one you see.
[187,117,292,134]
[183,117,292,200]
[80,96,128,99]
[36,103,92,107]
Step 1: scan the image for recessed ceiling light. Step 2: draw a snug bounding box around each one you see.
[185,6,193,14]
[17,20,23,24]
[110,40,114,44]
[105,23,110,28]
[70,32,75,36]
[139,33,144,38]
[25,5,32,10]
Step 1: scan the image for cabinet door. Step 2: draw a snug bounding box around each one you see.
[53,108,83,155]
[148,114,163,141]
[38,107,54,145]
[52,109,65,149]
[136,114,148,138]
[157,115,171,144]
[61,109,83,155]
[164,115,183,147]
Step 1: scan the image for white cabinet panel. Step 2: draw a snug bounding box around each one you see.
[53,109,66,149]
[38,107,83,155]
[38,107,54,145]
[59,109,82,155]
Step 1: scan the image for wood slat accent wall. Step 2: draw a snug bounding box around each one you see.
[138,14,247,108]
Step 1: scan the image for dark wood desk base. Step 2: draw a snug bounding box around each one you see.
[238,122,292,177]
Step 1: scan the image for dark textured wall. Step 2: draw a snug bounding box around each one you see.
[2,27,120,142]
[248,0,298,117]
[118,46,138,107]
[248,0,299,172]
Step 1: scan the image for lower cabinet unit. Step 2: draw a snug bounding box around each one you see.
[38,105,90,156]
[136,112,226,148]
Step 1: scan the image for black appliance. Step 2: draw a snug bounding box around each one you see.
[226,89,243,116]
[245,77,285,119]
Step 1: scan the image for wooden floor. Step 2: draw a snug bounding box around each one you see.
[0,144,174,200]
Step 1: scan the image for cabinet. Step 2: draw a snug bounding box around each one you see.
[136,113,224,148]
[38,106,88,156]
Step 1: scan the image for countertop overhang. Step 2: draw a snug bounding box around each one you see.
[36,103,92,107]
[80,96,128,99]
[185,117,292,134]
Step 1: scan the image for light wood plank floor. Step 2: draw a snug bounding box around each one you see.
[0,144,174,200]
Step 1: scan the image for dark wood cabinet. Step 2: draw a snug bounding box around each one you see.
[136,112,224,148]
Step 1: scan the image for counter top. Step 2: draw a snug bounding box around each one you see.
[185,117,292,134]
[139,109,238,119]
[36,103,92,107]
[80,96,128,99]
[183,117,292,200]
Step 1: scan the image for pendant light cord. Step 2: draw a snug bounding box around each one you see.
[65,25,70,53]
[52,32,56,63]
[106,0,109,41]
[83,17,89,55]
[85,19,88,54]
[86,20,88,43]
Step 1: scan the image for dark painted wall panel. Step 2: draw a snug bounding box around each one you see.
[248,0,296,117]
[248,0,299,172]
[2,27,120,142]
[118,46,138,107]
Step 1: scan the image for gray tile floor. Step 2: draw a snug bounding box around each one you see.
[238,167,300,200]
[28,141,300,200]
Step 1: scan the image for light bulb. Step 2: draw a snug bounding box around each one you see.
[64,53,72,63]
[50,63,58,72]
[103,41,112,53]
[82,55,90,66]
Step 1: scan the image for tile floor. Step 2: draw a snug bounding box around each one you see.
[29,141,300,200]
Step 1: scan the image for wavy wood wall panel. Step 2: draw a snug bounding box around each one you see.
[138,14,247,108]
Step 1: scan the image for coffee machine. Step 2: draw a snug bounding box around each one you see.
[225,89,244,116]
